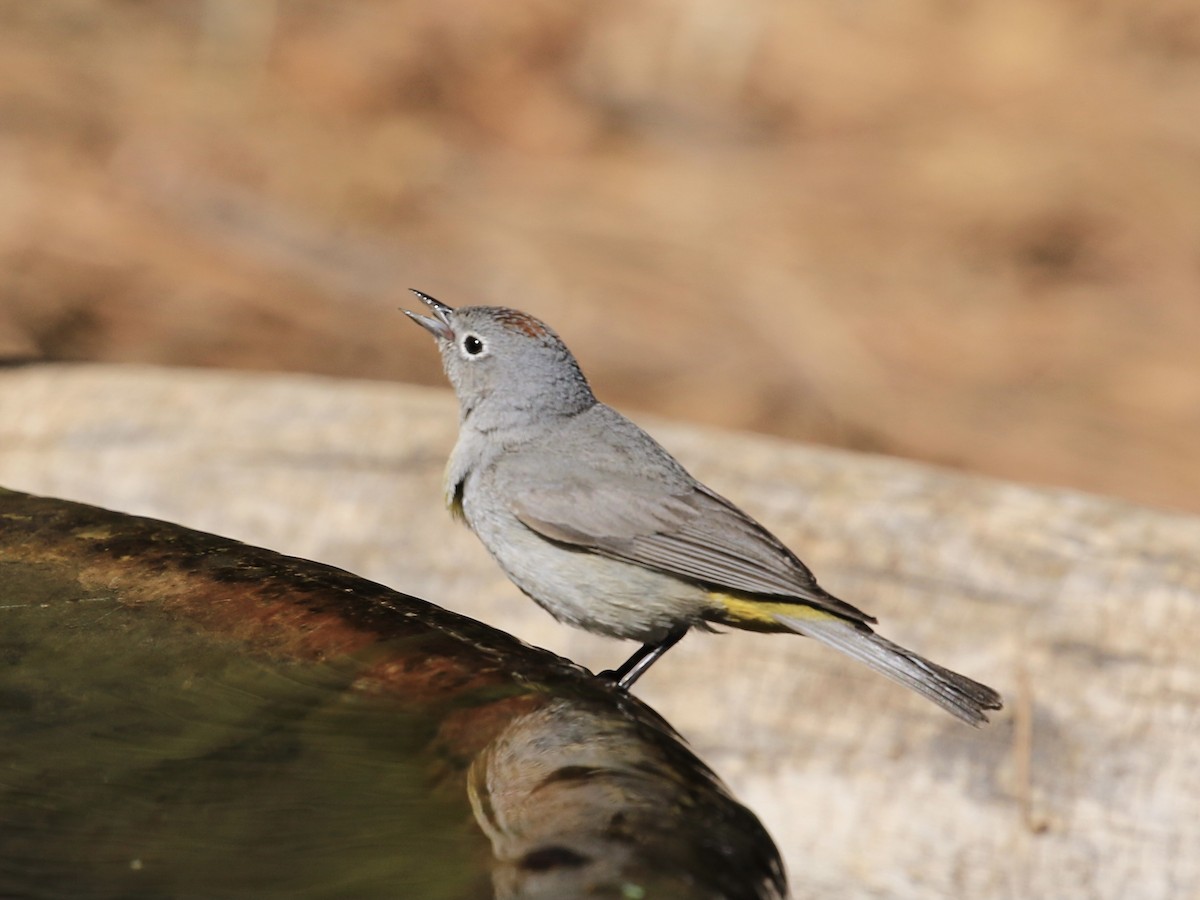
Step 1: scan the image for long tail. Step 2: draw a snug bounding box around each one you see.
[774,612,1003,726]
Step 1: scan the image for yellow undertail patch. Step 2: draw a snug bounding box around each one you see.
[710,593,837,633]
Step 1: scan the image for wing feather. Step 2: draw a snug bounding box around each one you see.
[512,479,873,624]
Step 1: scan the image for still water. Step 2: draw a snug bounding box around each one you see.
[0,491,785,899]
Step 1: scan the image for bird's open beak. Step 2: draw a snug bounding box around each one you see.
[403,289,455,341]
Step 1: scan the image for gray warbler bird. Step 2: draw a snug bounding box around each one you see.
[405,290,1002,725]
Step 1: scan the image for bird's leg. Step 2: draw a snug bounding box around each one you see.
[601,626,688,689]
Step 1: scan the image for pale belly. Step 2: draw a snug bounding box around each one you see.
[463,495,710,644]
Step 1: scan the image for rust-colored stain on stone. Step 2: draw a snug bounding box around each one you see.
[0,489,582,706]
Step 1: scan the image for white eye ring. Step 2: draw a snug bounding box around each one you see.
[459,333,488,359]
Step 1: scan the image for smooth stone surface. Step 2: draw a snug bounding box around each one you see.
[3,364,1199,899]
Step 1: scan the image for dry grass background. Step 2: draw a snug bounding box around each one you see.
[2,0,1199,511]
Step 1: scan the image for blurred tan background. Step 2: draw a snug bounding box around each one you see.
[2,0,1198,512]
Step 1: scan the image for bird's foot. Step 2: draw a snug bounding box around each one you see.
[596,627,688,690]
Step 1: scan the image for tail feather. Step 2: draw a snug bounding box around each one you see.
[775,613,1003,726]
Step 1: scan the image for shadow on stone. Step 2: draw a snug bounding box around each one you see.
[0,488,785,899]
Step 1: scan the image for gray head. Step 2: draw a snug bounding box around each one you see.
[405,290,596,428]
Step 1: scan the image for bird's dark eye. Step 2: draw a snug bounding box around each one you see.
[463,334,485,356]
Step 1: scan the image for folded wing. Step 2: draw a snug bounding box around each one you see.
[511,475,874,626]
